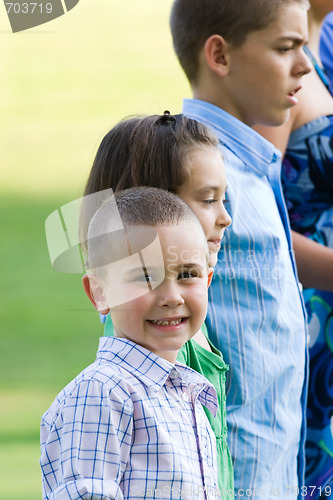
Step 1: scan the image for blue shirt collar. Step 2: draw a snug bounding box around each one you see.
[183,98,281,176]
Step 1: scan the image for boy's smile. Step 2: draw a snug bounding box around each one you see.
[148,317,188,327]
[106,224,209,363]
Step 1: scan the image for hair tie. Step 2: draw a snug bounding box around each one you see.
[157,110,177,125]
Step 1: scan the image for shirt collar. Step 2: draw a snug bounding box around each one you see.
[183,98,281,176]
[96,337,217,414]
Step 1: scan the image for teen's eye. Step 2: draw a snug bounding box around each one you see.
[278,46,292,53]
[203,198,216,205]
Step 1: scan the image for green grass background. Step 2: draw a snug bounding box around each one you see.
[0,1,189,497]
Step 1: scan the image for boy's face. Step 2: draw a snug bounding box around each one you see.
[104,224,209,364]
[221,3,312,127]
[177,146,231,267]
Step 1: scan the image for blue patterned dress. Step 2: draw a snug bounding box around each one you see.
[283,113,333,499]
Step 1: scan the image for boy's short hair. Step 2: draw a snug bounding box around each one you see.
[170,0,310,84]
[86,186,207,276]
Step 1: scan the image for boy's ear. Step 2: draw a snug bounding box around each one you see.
[82,273,110,315]
[207,268,214,288]
[204,34,230,77]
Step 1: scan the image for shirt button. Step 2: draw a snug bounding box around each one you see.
[182,392,189,402]
[298,282,303,292]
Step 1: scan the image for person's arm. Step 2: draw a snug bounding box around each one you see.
[292,231,333,291]
[40,379,132,499]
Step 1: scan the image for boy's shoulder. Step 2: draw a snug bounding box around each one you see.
[182,98,280,166]
[41,357,135,431]
[41,338,218,438]
[41,337,175,429]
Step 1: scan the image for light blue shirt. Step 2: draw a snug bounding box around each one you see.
[40,337,220,500]
[183,99,308,499]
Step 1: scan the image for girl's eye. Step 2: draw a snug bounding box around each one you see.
[203,199,216,205]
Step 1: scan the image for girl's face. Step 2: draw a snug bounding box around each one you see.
[177,146,231,267]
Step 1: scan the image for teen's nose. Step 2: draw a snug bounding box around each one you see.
[295,46,312,77]
[157,279,185,308]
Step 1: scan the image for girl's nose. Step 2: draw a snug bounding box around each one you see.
[217,204,232,228]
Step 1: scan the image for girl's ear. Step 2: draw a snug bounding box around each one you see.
[82,273,110,315]
[207,268,214,288]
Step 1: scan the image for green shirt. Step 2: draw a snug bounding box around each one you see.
[104,315,234,497]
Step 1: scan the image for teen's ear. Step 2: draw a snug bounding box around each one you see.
[204,34,230,77]
[207,268,214,288]
[82,273,109,315]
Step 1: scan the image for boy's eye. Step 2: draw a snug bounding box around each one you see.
[178,269,199,280]
[132,273,154,284]
[278,46,292,53]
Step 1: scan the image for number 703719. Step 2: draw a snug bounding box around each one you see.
[5,3,53,14]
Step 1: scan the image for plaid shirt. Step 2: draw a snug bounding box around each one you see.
[40,337,220,499]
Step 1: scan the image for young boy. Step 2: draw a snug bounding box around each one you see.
[40,187,220,499]
[170,1,312,498]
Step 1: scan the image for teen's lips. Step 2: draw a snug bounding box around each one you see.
[147,317,189,329]
[287,86,302,105]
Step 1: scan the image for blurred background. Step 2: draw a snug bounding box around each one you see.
[0,1,189,497]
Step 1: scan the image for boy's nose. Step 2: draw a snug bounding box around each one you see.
[157,279,185,308]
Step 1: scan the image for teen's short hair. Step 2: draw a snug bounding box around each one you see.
[86,186,207,275]
[81,113,219,243]
[170,0,310,84]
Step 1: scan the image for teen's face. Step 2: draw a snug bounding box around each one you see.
[108,224,208,364]
[225,3,312,127]
[177,146,231,267]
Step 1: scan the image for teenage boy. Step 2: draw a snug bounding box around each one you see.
[170,1,312,498]
[40,187,220,500]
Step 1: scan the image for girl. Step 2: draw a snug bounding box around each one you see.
[82,111,233,497]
